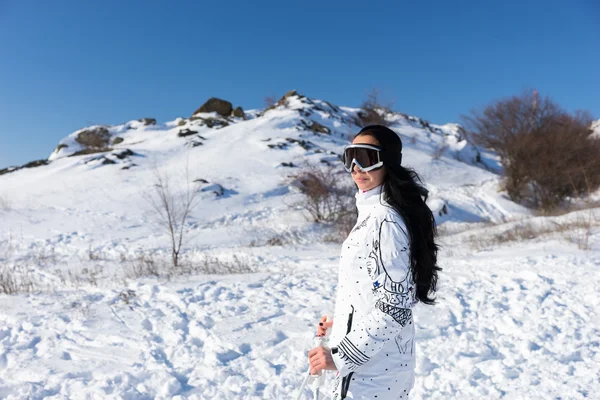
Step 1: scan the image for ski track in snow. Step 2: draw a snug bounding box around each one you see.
[0,246,598,399]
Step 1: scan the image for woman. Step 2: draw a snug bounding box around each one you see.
[308,125,441,399]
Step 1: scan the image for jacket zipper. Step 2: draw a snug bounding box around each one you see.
[346,305,354,334]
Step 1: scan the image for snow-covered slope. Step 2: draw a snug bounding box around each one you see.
[0,92,523,256]
[591,119,600,139]
[0,92,598,399]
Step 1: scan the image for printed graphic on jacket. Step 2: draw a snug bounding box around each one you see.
[365,218,414,318]
[350,215,371,234]
[395,334,414,356]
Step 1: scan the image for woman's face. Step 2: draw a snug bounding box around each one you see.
[350,134,386,191]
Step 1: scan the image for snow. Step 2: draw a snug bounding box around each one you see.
[0,93,598,399]
[591,119,600,139]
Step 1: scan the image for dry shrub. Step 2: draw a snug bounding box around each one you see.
[125,253,161,279]
[0,264,36,295]
[462,90,599,211]
[288,162,357,242]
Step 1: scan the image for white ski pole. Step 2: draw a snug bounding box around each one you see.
[295,316,331,400]
[295,366,312,400]
[311,335,327,400]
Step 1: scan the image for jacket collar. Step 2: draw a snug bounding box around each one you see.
[355,184,386,216]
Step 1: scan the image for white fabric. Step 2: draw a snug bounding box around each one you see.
[328,184,417,400]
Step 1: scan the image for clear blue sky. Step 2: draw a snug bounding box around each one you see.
[1,0,598,169]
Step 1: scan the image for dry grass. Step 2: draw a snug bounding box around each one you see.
[122,250,257,280]
[0,264,36,295]
[246,226,308,247]
[464,210,598,251]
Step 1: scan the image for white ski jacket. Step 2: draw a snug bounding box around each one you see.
[329,184,417,400]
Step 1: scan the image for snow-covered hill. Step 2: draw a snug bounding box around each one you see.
[0,92,598,399]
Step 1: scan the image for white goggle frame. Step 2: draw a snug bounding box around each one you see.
[342,143,384,172]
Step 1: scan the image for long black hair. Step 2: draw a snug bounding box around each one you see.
[354,125,441,305]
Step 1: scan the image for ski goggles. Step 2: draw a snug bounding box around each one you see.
[342,144,384,172]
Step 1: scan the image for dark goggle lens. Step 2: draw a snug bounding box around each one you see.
[343,147,380,169]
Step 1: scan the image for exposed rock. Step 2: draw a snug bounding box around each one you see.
[201,183,225,197]
[54,144,69,153]
[232,106,245,119]
[280,162,296,168]
[280,90,298,102]
[75,127,111,148]
[189,116,229,129]
[178,128,198,138]
[139,118,156,126]
[176,118,188,126]
[83,149,136,165]
[267,138,317,151]
[301,120,330,134]
[202,117,229,129]
[261,90,304,115]
[114,149,135,159]
[193,98,233,117]
[267,142,288,150]
[285,137,316,151]
[439,204,448,216]
[276,90,302,107]
[112,137,124,145]
[0,159,50,176]
[194,178,209,184]
[70,148,112,157]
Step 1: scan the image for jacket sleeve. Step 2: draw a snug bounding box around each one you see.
[331,216,416,377]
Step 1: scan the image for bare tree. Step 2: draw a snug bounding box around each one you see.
[144,160,200,267]
[264,95,277,108]
[462,90,599,210]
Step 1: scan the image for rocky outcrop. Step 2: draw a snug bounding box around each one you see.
[75,127,111,148]
[193,98,233,117]
[0,159,50,176]
[232,106,245,119]
[138,118,156,126]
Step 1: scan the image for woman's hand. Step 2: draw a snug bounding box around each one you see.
[308,346,337,375]
[316,315,333,337]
